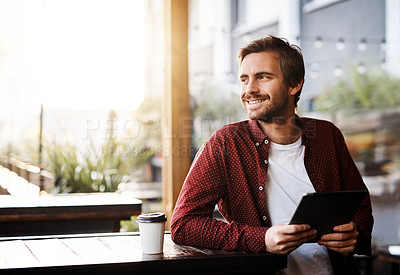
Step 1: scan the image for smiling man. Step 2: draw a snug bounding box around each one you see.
[171,35,373,275]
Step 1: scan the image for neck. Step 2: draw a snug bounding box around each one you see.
[258,115,302,145]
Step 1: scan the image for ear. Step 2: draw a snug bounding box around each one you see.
[289,80,303,96]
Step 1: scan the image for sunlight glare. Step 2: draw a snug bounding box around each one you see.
[0,0,145,111]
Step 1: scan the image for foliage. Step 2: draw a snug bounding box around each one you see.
[44,109,159,193]
[315,67,400,112]
[44,135,155,193]
[191,80,244,149]
[120,216,139,232]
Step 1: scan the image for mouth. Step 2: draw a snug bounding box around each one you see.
[247,99,265,105]
[245,97,269,106]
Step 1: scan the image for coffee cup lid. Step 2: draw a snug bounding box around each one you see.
[137,212,167,223]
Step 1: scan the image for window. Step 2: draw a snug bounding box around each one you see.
[303,0,346,13]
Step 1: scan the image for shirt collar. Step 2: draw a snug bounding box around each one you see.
[247,115,308,146]
[247,120,268,146]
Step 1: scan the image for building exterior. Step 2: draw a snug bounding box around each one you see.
[189,0,399,112]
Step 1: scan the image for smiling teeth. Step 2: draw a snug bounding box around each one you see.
[248,100,263,104]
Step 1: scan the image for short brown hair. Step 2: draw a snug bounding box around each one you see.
[238,35,305,107]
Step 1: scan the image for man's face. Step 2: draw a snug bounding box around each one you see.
[239,52,294,123]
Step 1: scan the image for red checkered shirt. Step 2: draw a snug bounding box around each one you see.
[171,117,373,274]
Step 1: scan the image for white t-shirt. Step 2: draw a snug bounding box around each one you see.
[265,137,333,275]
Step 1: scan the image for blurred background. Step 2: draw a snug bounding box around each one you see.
[0,0,399,273]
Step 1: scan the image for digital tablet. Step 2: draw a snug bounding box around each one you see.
[289,190,367,241]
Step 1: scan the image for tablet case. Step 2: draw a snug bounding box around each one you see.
[289,190,367,241]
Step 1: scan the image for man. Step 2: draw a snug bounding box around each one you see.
[171,35,373,274]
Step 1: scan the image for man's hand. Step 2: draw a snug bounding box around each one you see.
[265,223,317,255]
[318,222,358,255]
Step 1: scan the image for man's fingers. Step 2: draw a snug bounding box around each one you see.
[318,240,357,255]
[273,237,310,255]
[332,222,356,232]
[321,229,358,242]
[325,245,356,255]
[275,231,318,254]
[321,232,351,241]
[299,229,318,241]
[288,231,317,245]
[318,222,359,256]
[283,224,312,234]
[265,224,317,255]
[276,228,317,244]
[318,238,357,248]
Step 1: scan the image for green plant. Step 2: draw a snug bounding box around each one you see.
[44,132,156,193]
[44,96,163,193]
[120,215,139,232]
[45,138,128,193]
[315,67,400,112]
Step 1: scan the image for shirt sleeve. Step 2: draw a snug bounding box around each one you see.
[333,125,374,256]
[170,134,268,253]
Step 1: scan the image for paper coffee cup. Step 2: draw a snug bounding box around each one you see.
[137,212,167,254]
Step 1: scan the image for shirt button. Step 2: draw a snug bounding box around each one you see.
[255,142,260,146]
[264,160,269,164]
[264,140,269,144]
[262,216,267,221]
[259,186,263,191]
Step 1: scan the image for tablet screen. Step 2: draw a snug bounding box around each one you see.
[289,190,367,241]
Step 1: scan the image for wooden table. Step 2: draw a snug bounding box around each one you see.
[0,232,287,274]
[0,193,142,236]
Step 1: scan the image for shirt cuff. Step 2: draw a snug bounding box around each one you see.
[242,226,269,253]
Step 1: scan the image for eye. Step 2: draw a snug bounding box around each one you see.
[240,77,248,84]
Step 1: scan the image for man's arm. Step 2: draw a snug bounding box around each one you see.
[170,136,268,253]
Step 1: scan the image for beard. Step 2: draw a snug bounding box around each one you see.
[244,89,290,124]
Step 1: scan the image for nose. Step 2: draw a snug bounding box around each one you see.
[244,78,260,95]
